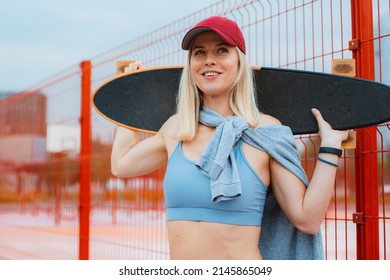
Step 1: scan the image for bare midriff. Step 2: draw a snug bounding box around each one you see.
[166,220,262,260]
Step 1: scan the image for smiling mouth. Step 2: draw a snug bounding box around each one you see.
[202,71,221,77]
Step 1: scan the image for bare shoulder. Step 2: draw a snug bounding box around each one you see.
[158,114,180,154]
[158,114,179,140]
[259,113,282,127]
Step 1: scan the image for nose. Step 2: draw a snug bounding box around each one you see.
[204,53,216,65]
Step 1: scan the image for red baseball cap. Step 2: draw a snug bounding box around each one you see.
[181,16,246,54]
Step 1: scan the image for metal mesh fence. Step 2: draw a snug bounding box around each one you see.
[0,0,388,260]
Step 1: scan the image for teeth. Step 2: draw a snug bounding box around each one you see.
[204,72,218,76]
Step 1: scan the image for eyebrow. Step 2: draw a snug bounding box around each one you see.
[191,42,230,50]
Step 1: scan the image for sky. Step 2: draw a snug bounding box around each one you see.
[0,0,219,92]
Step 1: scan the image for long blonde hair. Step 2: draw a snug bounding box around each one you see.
[175,47,261,141]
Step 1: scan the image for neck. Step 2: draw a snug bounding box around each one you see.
[203,97,233,117]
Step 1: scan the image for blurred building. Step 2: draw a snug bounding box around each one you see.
[0,91,47,164]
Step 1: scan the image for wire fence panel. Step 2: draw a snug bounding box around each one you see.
[0,65,82,259]
[0,0,388,260]
[374,0,389,259]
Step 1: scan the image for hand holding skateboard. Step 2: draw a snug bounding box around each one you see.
[311,108,350,149]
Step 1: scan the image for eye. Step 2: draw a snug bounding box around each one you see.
[193,49,205,56]
[218,47,229,53]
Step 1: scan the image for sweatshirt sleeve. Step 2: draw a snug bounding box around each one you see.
[248,125,323,260]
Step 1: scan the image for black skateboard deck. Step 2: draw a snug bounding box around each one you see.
[92,65,390,135]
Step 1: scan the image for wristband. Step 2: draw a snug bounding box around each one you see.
[317,156,339,168]
[319,146,342,157]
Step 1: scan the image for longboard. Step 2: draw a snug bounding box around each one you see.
[92,65,390,135]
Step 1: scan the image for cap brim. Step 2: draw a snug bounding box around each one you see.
[181,27,237,50]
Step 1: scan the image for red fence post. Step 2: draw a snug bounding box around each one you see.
[350,0,379,260]
[79,60,92,260]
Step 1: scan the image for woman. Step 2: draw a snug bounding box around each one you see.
[112,16,348,260]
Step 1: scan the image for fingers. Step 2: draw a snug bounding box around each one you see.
[311,108,331,132]
[311,108,350,146]
[311,108,324,123]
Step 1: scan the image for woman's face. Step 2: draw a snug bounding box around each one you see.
[189,31,239,100]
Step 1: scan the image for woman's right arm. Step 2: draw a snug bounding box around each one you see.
[111,127,168,178]
[110,60,168,178]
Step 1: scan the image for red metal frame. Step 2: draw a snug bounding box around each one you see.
[1,0,388,261]
[350,0,380,260]
[79,60,92,260]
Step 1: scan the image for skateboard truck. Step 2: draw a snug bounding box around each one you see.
[341,130,356,149]
[331,59,356,77]
[116,60,135,75]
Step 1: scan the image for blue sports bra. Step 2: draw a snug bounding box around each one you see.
[163,140,268,226]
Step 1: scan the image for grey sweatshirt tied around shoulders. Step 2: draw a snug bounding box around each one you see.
[196,106,324,260]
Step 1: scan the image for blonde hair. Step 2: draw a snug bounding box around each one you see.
[175,47,261,141]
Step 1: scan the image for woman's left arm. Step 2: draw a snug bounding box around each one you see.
[270,108,349,234]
